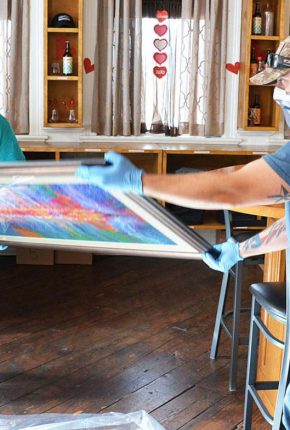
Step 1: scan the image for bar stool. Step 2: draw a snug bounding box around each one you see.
[210,210,261,391]
[243,272,290,429]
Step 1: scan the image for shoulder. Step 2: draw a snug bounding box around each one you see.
[0,114,14,135]
[263,142,290,186]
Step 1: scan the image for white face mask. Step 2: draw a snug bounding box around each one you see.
[273,87,290,127]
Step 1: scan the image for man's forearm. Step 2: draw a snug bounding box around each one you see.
[239,217,288,259]
[142,158,288,210]
[142,171,245,209]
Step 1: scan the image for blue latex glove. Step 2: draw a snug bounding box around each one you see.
[0,245,7,251]
[202,237,243,272]
[76,152,144,194]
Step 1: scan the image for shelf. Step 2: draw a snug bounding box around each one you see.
[249,82,276,87]
[188,212,265,230]
[48,28,79,33]
[46,122,82,128]
[251,35,280,40]
[47,76,79,81]
[244,126,277,131]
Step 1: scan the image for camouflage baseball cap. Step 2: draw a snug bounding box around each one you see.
[250,36,290,85]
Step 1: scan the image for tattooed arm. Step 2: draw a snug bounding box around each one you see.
[239,217,288,259]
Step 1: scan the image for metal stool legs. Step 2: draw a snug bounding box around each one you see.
[211,261,249,391]
[210,270,229,359]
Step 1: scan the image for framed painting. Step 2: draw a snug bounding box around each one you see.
[0,159,212,259]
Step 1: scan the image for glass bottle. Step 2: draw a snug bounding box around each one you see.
[63,41,73,76]
[265,49,272,69]
[68,109,76,123]
[263,3,274,36]
[252,2,262,35]
[250,94,262,126]
[49,108,59,123]
[257,56,264,73]
[250,48,258,77]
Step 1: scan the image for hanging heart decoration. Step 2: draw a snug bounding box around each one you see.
[226,62,240,75]
[83,58,95,73]
[153,52,167,65]
[154,24,168,37]
[153,39,168,52]
[153,66,167,79]
[156,10,169,22]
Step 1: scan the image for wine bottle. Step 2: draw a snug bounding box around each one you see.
[252,2,262,35]
[263,3,274,36]
[251,94,262,126]
[63,41,73,76]
[250,48,258,77]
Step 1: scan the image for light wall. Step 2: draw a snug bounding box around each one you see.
[23,0,289,146]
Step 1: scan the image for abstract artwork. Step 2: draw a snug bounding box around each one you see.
[0,160,211,259]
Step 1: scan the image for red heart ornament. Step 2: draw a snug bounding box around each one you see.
[226,62,240,74]
[153,39,168,52]
[154,24,168,37]
[156,10,168,22]
[153,52,167,65]
[153,66,167,79]
[84,58,95,73]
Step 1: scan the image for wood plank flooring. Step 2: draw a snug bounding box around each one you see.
[0,255,271,429]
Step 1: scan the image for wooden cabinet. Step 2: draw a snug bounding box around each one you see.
[238,0,286,131]
[20,141,279,231]
[44,0,83,128]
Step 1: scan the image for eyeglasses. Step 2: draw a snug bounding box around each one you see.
[267,53,290,68]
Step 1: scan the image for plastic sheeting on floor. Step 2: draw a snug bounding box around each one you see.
[0,411,166,430]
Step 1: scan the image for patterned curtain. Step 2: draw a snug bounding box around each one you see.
[182,0,228,136]
[91,0,227,137]
[0,0,29,134]
[0,0,10,118]
[92,0,142,136]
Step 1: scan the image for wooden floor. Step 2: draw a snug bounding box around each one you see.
[0,255,272,429]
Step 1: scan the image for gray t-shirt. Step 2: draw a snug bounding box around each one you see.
[264,143,290,234]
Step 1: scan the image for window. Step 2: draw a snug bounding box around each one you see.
[141,0,206,136]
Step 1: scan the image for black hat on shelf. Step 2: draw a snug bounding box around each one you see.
[50,13,75,28]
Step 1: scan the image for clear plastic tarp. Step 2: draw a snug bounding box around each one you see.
[0,411,166,430]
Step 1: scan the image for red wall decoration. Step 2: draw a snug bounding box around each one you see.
[153,11,168,79]
[226,62,240,75]
[84,58,95,74]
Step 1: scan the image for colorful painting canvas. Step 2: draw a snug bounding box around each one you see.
[0,160,211,259]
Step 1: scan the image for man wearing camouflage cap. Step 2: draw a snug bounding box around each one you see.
[76,36,290,427]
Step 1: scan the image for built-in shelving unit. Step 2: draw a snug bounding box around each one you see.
[238,0,285,131]
[44,0,83,128]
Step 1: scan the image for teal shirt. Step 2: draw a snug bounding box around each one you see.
[0,115,25,161]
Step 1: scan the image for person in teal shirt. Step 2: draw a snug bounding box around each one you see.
[0,115,25,250]
[0,114,25,161]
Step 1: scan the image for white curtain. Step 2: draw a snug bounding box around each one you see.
[0,0,29,133]
[141,13,182,135]
[0,0,10,118]
[142,0,228,137]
